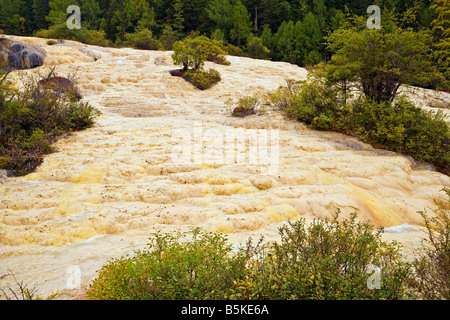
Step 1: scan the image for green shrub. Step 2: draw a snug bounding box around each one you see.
[351,98,408,150]
[351,96,450,173]
[283,76,344,130]
[410,188,450,299]
[125,28,162,51]
[264,76,449,173]
[87,213,412,300]
[35,25,112,47]
[190,36,228,64]
[159,25,178,50]
[267,79,301,111]
[223,43,247,57]
[231,95,259,117]
[233,212,412,300]
[246,36,270,60]
[312,114,334,130]
[0,71,101,175]
[183,68,221,90]
[87,228,256,300]
[172,36,230,71]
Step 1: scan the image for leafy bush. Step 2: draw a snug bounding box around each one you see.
[35,25,112,47]
[231,95,259,117]
[172,36,229,71]
[282,76,345,131]
[125,28,162,51]
[351,96,450,173]
[263,76,449,173]
[172,39,205,71]
[223,43,247,57]
[190,36,229,65]
[246,36,270,60]
[232,212,412,300]
[410,188,450,299]
[183,68,221,90]
[87,228,256,300]
[87,213,413,300]
[0,70,101,175]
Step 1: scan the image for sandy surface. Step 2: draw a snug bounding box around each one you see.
[0,36,449,299]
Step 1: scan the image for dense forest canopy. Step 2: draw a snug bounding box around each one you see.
[0,0,449,89]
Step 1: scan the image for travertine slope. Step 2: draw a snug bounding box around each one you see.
[0,36,449,298]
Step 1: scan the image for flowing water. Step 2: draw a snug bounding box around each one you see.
[0,37,449,299]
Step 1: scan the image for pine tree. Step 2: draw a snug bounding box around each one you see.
[273,20,295,62]
[33,0,50,30]
[431,0,450,83]
[0,0,27,35]
[172,0,185,36]
[299,12,322,65]
[313,0,326,31]
[47,0,79,26]
[260,24,274,52]
[110,0,154,42]
[80,0,101,30]
[230,0,252,47]
[206,0,234,38]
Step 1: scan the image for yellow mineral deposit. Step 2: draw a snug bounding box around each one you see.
[0,36,449,298]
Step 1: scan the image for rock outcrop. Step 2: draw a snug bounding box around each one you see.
[0,38,45,71]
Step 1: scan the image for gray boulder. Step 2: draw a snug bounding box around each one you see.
[0,38,46,71]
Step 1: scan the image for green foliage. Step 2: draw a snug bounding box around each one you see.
[231,95,259,117]
[326,27,436,102]
[430,0,450,90]
[87,213,413,300]
[230,0,252,47]
[171,39,205,71]
[87,228,255,300]
[110,0,155,43]
[35,25,112,47]
[172,35,230,70]
[46,0,77,26]
[205,0,235,40]
[159,25,178,50]
[188,36,229,64]
[223,43,246,57]
[0,71,100,175]
[125,27,162,50]
[184,68,221,90]
[246,35,270,60]
[282,76,344,130]
[233,212,412,300]
[351,96,450,173]
[410,188,450,299]
[264,75,450,173]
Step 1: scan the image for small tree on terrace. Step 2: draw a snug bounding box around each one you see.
[326,27,435,103]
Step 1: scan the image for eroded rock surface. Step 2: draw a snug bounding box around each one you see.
[0,37,45,70]
[0,36,449,298]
